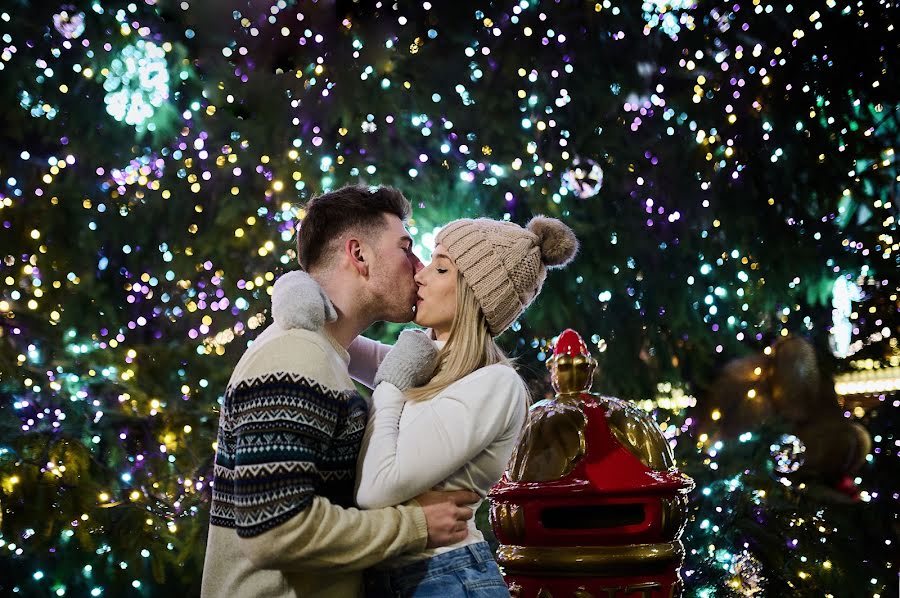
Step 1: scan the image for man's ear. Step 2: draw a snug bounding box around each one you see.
[346,238,369,276]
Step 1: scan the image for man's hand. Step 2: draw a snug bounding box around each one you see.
[414,490,480,549]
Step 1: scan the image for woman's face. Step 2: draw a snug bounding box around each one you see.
[413,243,458,341]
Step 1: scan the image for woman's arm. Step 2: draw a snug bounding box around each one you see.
[347,335,393,388]
[355,365,526,509]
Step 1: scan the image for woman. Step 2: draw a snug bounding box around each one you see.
[274,216,578,597]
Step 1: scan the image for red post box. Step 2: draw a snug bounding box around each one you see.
[489,329,695,597]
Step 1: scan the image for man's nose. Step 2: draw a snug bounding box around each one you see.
[412,254,425,273]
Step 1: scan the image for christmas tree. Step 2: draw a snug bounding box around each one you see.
[0,1,897,596]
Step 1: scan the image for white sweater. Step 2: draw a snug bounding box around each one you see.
[348,336,528,566]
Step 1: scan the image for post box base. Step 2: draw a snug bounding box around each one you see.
[504,574,681,598]
[498,543,684,597]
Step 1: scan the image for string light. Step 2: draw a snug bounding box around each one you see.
[0,1,895,596]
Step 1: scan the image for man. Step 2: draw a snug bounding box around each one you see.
[201,186,477,597]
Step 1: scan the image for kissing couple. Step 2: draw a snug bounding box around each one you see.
[202,185,578,598]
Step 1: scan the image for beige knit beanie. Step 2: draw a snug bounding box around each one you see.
[435,216,579,336]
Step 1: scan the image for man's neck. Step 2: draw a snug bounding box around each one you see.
[313,272,371,349]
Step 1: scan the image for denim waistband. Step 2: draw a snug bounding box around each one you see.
[387,542,494,581]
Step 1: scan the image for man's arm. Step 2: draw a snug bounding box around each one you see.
[237,495,426,572]
[237,488,477,573]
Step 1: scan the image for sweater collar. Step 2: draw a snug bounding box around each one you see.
[322,330,350,364]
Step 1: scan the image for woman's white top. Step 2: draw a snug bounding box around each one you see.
[348,335,528,566]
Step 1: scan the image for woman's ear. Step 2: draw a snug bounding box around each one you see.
[347,238,369,276]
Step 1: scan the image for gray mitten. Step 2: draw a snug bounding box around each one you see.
[272,270,337,331]
[373,329,439,391]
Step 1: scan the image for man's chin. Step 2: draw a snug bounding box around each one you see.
[381,307,418,324]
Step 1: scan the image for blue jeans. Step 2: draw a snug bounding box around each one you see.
[365,542,510,597]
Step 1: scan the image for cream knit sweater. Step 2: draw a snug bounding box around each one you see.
[201,325,428,598]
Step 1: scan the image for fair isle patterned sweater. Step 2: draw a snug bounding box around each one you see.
[200,325,427,598]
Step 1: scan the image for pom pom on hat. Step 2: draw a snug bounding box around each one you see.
[527,216,579,268]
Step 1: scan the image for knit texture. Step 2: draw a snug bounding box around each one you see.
[373,329,439,390]
[210,372,367,537]
[436,216,578,335]
[271,270,337,332]
[202,325,428,598]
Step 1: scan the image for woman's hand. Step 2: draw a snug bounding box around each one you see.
[271,270,337,332]
[373,329,439,391]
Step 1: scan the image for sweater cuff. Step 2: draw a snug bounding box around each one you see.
[401,502,429,552]
[373,382,407,407]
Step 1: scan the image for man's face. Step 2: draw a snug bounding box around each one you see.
[367,213,424,322]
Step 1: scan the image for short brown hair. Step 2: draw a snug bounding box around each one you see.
[297,185,412,271]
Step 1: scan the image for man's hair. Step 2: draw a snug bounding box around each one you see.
[297,185,412,271]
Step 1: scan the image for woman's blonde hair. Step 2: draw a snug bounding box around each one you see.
[405,272,511,402]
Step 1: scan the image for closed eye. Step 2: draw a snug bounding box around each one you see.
[436,268,448,274]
